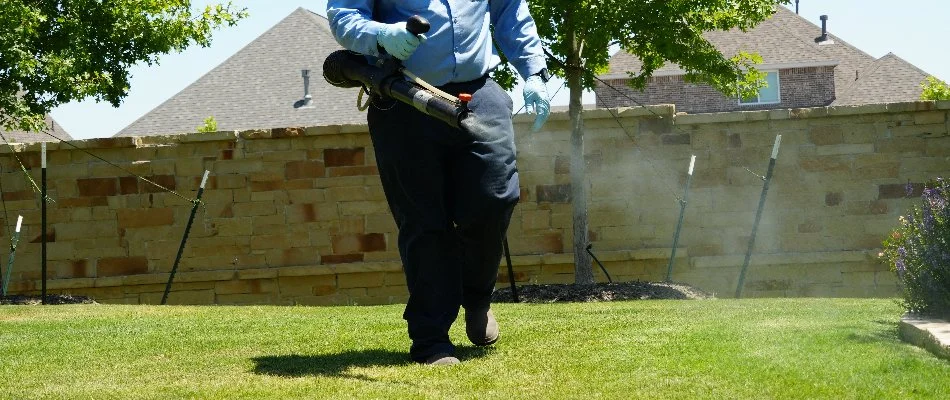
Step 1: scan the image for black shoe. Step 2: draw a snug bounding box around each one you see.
[465,309,499,346]
[423,353,461,366]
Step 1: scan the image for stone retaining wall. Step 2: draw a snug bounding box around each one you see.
[2,100,948,304]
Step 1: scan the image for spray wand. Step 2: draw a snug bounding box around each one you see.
[322,16,476,131]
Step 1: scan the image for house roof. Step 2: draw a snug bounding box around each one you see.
[1,115,74,143]
[116,8,366,137]
[603,6,929,106]
[835,53,930,106]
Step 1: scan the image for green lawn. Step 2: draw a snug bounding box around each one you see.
[1,298,947,399]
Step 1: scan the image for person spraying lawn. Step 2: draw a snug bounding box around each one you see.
[326,0,550,365]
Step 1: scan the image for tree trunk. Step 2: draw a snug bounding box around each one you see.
[565,11,593,285]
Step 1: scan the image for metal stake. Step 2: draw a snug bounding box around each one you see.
[735,135,782,298]
[1,216,22,296]
[503,236,519,303]
[162,171,210,305]
[41,143,47,304]
[666,155,696,282]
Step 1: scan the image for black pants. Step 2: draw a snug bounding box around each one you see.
[367,77,519,362]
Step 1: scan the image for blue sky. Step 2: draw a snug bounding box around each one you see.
[51,0,950,139]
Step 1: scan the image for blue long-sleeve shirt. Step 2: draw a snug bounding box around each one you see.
[327,0,547,86]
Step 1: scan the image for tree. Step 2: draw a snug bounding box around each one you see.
[921,76,950,101]
[518,0,787,284]
[0,1,248,134]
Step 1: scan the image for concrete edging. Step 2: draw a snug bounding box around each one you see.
[899,313,950,360]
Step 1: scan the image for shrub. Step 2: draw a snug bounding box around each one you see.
[920,76,950,101]
[197,116,218,133]
[882,178,950,318]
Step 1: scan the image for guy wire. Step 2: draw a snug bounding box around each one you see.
[37,129,199,205]
[0,132,49,204]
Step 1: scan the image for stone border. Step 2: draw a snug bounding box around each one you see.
[899,314,950,360]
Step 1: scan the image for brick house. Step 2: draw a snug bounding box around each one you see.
[595,6,933,113]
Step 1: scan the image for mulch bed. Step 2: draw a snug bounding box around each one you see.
[0,294,97,305]
[1,282,711,305]
[492,281,713,303]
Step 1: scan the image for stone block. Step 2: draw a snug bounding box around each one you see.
[327,165,379,177]
[232,201,276,217]
[845,200,889,215]
[272,247,320,267]
[339,201,389,216]
[321,254,364,264]
[331,233,386,254]
[521,209,551,230]
[286,160,326,179]
[329,216,366,235]
[236,268,277,280]
[215,279,276,295]
[116,208,174,229]
[661,133,691,145]
[913,111,946,125]
[77,178,118,197]
[809,125,844,145]
[277,275,336,296]
[324,148,366,167]
[338,272,385,289]
[46,278,96,290]
[508,232,563,255]
[287,189,326,204]
[815,143,875,156]
[98,256,149,277]
[286,204,319,222]
[214,160,262,174]
[174,270,235,283]
[325,186,380,202]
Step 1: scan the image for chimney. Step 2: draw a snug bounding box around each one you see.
[795,0,800,14]
[301,69,313,107]
[814,15,834,45]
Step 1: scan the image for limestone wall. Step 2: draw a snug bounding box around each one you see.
[2,100,948,304]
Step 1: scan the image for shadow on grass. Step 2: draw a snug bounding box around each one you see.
[252,346,495,379]
[252,350,410,380]
[845,319,901,345]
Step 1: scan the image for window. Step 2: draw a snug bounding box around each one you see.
[739,71,780,105]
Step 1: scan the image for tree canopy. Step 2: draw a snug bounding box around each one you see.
[0,0,247,133]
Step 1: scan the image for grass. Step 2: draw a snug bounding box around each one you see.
[1,298,948,399]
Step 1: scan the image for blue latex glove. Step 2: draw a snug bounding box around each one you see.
[523,75,550,132]
[377,22,426,60]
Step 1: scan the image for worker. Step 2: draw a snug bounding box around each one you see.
[327,0,550,365]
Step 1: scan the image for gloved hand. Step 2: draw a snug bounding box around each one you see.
[523,75,550,132]
[377,22,426,60]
